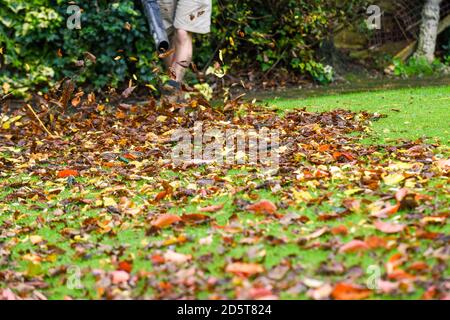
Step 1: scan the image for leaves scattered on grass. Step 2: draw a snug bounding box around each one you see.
[0,95,448,300]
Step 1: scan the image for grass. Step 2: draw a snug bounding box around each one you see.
[0,85,449,300]
[265,85,450,145]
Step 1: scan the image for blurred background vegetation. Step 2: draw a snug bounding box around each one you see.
[0,0,449,97]
[0,0,369,96]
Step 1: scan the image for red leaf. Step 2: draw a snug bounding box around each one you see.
[371,203,400,218]
[331,283,371,300]
[318,144,331,152]
[408,261,429,272]
[338,240,369,253]
[387,269,415,281]
[151,254,165,265]
[57,169,79,178]
[246,200,277,214]
[123,153,137,160]
[374,221,406,234]
[365,236,387,249]
[151,214,181,228]
[422,286,437,300]
[249,287,277,300]
[331,225,348,235]
[118,261,133,273]
[332,151,355,162]
[154,190,168,202]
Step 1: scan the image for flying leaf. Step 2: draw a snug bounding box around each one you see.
[84,51,97,63]
[158,48,175,59]
[121,86,137,98]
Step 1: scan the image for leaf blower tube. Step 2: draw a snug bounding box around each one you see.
[141,0,170,53]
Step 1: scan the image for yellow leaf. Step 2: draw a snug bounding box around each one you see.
[29,235,43,244]
[293,189,313,203]
[2,82,10,94]
[383,173,405,186]
[344,188,363,196]
[103,197,117,207]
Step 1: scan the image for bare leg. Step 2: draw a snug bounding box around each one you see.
[171,29,193,83]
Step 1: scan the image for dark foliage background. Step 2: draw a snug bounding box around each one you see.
[0,0,368,95]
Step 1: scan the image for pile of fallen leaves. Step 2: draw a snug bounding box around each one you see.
[0,95,448,300]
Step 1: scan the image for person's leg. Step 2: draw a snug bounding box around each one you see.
[171,29,192,83]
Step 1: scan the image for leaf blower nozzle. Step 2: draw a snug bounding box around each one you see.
[141,0,170,54]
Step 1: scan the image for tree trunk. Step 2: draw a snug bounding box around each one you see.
[415,0,443,62]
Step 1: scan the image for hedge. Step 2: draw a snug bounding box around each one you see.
[0,0,367,96]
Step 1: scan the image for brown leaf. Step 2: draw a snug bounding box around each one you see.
[158,48,175,59]
[338,240,369,253]
[435,159,450,171]
[121,86,137,98]
[199,204,224,213]
[163,250,191,264]
[84,51,97,63]
[374,220,406,234]
[365,236,388,249]
[225,262,264,277]
[151,214,181,228]
[71,95,81,107]
[246,200,277,214]
[303,227,328,241]
[395,188,409,202]
[181,213,210,224]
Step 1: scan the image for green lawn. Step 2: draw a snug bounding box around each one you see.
[0,85,449,300]
[266,85,450,144]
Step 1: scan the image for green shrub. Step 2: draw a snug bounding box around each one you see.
[393,56,447,78]
[1,0,159,96]
[0,0,367,96]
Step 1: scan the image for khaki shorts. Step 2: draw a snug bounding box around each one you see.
[157,0,212,35]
